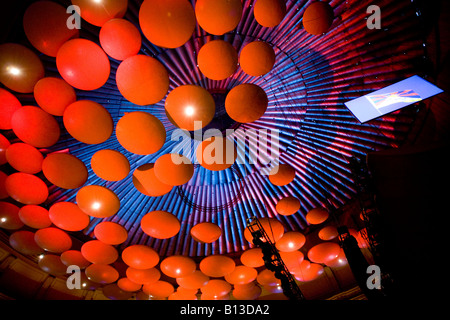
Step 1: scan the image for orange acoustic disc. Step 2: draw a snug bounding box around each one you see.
[165,85,215,131]
[140,210,181,239]
[23,1,79,57]
[195,0,242,35]
[116,111,166,155]
[42,153,88,189]
[197,40,238,80]
[91,149,130,182]
[153,153,194,186]
[63,100,113,145]
[76,185,120,218]
[0,43,44,93]
[139,0,196,49]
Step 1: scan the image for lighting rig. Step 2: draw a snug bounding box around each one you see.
[246,216,305,301]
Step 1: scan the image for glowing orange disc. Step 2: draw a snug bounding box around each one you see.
[240,248,264,268]
[196,136,237,171]
[5,172,48,205]
[165,85,215,131]
[91,149,130,182]
[18,205,51,229]
[140,210,181,239]
[160,255,196,278]
[42,153,88,189]
[239,41,276,77]
[71,0,128,27]
[0,88,21,130]
[232,283,262,300]
[116,111,166,155]
[153,153,194,186]
[253,0,286,28]
[56,39,110,91]
[0,202,23,230]
[94,221,128,245]
[6,143,43,174]
[201,291,230,300]
[0,43,44,93]
[23,1,79,57]
[275,231,306,252]
[199,255,235,278]
[11,106,60,148]
[122,245,160,270]
[176,270,210,289]
[168,290,198,301]
[268,163,296,186]
[292,261,324,282]
[195,0,242,35]
[49,202,90,232]
[132,163,173,197]
[256,269,280,286]
[126,267,160,285]
[117,278,142,292]
[243,217,284,243]
[305,207,329,225]
[308,242,341,264]
[76,185,120,218]
[224,265,258,285]
[39,254,67,276]
[34,77,76,116]
[9,230,44,256]
[99,18,141,61]
[142,280,174,299]
[190,222,222,243]
[34,227,72,253]
[116,55,169,106]
[63,100,113,144]
[81,240,119,265]
[60,250,90,268]
[326,248,348,268]
[225,83,268,123]
[139,0,196,49]
[103,284,134,300]
[85,264,119,284]
[197,40,238,80]
[318,225,338,240]
[279,250,304,272]
[0,135,10,166]
[201,279,231,297]
[275,196,301,216]
[303,2,334,36]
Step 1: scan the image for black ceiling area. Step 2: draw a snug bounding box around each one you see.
[0,0,449,303]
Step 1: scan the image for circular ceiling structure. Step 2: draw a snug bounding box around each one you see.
[0,0,439,300]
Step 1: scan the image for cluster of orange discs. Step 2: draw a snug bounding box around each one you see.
[0,0,336,300]
[242,163,367,284]
[268,163,301,216]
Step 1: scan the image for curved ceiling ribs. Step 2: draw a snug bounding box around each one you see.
[1,0,429,263]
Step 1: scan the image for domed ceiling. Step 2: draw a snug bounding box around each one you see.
[0,0,438,300]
